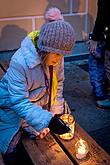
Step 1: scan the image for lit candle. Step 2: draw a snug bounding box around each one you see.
[75,139,89,159]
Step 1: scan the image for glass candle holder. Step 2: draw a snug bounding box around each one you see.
[75,139,89,159]
[59,114,75,140]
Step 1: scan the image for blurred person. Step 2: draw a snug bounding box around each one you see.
[89,0,110,109]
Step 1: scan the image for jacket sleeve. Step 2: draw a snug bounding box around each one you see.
[7,61,53,131]
[92,0,105,41]
[50,58,64,114]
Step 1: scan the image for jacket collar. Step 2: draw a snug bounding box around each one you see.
[21,36,41,69]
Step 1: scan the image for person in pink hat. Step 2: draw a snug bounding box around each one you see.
[0,7,75,165]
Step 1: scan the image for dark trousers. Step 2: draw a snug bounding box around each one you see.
[88,54,105,99]
[2,140,22,165]
[2,137,33,165]
[105,50,110,90]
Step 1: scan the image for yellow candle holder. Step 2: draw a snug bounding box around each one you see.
[59,114,75,140]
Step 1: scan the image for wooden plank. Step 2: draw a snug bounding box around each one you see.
[0,69,5,79]
[0,60,9,71]
[52,123,110,165]
[0,60,10,79]
[0,154,5,165]
[22,133,73,165]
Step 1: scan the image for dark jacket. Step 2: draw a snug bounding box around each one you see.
[92,0,110,50]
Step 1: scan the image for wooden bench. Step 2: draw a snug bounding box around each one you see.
[22,122,110,165]
[22,133,73,165]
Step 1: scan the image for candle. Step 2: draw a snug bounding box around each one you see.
[75,139,89,159]
[59,114,75,140]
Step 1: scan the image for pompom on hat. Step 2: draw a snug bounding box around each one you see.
[37,20,75,55]
[44,7,64,22]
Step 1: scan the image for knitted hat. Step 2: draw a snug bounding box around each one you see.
[37,20,75,55]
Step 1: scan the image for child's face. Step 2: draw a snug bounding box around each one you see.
[45,52,63,66]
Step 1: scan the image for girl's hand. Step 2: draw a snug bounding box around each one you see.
[39,128,50,139]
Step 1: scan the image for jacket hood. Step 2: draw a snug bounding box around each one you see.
[21,36,41,69]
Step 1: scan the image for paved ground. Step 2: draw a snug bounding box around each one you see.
[0,42,110,155]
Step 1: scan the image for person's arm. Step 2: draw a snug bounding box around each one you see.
[92,0,105,41]
[89,0,105,53]
[7,61,53,132]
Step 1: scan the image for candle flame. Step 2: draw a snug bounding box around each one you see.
[77,139,86,154]
[79,139,85,147]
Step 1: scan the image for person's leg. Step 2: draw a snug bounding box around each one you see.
[88,54,105,100]
[2,140,21,165]
[2,140,33,165]
[96,50,110,108]
[96,57,106,99]
[2,129,22,165]
[105,50,110,94]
